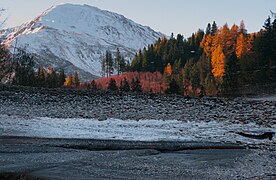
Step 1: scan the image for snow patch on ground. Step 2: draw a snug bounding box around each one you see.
[247,95,276,102]
[0,115,275,145]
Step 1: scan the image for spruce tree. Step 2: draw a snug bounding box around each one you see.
[119,56,126,74]
[211,21,218,35]
[107,78,118,91]
[74,71,81,88]
[13,50,35,86]
[0,44,11,82]
[206,23,211,35]
[90,80,97,91]
[58,69,66,87]
[106,50,114,77]
[101,54,106,77]
[263,16,272,32]
[191,64,200,90]
[131,78,142,92]
[165,78,180,94]
[120,78,130,92]
[114,48,121,75]
[36,67,46,87]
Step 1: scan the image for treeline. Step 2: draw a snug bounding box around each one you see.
[0,48,85,88]
[1,15,275,96]
[130,17,276,96]
[12,50,66,87]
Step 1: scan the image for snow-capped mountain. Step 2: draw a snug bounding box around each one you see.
[1,4,163,80]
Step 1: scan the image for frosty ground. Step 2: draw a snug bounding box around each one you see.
[0,85,275,179]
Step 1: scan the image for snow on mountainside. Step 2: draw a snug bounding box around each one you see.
[1,4,163,80]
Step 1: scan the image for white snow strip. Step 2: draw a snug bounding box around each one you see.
[0,115,275,145]
[247,95,276,102]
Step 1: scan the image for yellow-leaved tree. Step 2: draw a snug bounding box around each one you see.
[211,45,225,77]
[200,34,213,57]
[236,33,253,59]
[65,74,74,87]
[164,63,172,76]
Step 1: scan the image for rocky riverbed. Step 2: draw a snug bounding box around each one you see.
[0,85,275,126]
[0,85,275,179]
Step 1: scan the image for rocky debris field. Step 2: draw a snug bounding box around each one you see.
[0,85,275,127]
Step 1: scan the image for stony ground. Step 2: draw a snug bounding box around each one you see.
[0,137,275,180]
[0,85,275,127]
[0,85,275,179]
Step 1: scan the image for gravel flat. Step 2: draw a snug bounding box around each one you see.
[0,136,275,180]
[0,85,275,126]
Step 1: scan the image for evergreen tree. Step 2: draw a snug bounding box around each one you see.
[12,49,35,86]
[90,80,98,91]
[0,44,11,82]
[131,78,142,92]
[191,64,200,90]
[106,50,114,77]
[58,69,66,87]
[223,53,239,95]
[107,78,118,91]
[165,78,180,94]
[51,70,58,88]
[119,78,130,92]
[114,48,121,75]
[101,50,114,77]
[119,56,126,74]
[205,23,211,35]
[211,21,218,35]
[45,69,58,88]
[263,16,272,32]
[74,71,81,88]
[35,67,46,87]
[101,53,106,77]
[183,59,194,80]
[198,53,211,85]
[204,72,217,96]
[172,59,183,93]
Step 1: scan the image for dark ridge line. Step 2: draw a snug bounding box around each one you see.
[0,136,245,152]
[237,132,275,140]
[55,144,245,152]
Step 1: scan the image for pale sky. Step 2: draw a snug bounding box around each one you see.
[1,0,276,37]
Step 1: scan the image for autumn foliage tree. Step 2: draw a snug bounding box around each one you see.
[164,63,172,76]
[64,72,81,88]
[211,45,225,78]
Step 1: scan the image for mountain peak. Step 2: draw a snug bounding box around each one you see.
[2,4,163,80]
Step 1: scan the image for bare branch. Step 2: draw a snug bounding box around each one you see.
[0,8,7,29]
[270,10,276,19]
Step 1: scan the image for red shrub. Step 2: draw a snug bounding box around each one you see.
[95,72,164,93]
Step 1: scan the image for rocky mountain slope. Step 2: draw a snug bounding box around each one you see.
[1,4,163,80]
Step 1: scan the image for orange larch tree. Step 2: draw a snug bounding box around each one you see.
[211,45,225,77]
[200,34,213,57]
[164,63,172,76]
[236,33,253,59]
